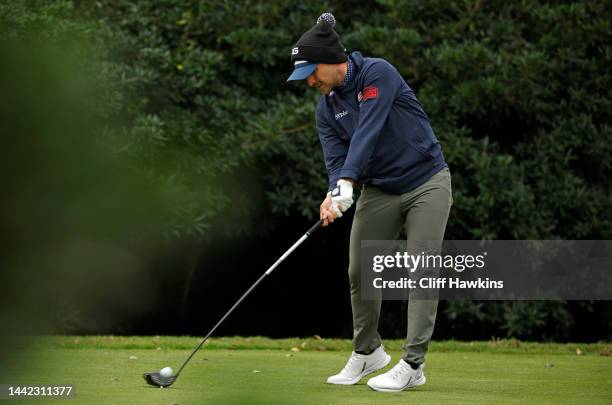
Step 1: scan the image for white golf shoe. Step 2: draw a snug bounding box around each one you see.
[326,345,391,385]
[367,359,426,392]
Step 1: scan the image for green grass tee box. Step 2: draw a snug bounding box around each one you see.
[3,337,612,404]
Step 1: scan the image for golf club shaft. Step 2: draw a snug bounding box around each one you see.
[175,219,324,377]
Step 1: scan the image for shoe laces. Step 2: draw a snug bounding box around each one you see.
[389,361,412,380]
[342,354,361,373]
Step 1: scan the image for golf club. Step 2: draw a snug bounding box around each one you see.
[144,219,324,387]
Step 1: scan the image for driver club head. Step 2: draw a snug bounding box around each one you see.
[143,371,177,388]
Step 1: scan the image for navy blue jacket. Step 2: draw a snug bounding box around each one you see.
[317,52,448,194]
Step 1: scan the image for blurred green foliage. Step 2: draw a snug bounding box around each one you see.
[0,0,171,345]
[1,0,610,341]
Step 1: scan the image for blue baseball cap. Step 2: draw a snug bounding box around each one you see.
[287,60,318,81]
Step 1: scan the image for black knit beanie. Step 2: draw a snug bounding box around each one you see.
[290,13,347,65]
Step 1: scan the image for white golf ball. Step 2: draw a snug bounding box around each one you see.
[160,366,173,377]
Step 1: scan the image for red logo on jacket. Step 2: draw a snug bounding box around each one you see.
[362,86,378,101]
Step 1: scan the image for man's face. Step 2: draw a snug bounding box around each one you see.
[307,63,343,95]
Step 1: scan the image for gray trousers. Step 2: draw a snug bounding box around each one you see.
[348,168,452,364]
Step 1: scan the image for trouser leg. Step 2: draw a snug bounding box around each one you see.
[348,186,403,352]
[401,168,453,364]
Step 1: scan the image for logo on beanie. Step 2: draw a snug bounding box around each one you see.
[291,47,299,55]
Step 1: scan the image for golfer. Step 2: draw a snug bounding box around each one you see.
[287,13,453,392]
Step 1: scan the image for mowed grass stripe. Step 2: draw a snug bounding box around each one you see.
[23,335,612,356]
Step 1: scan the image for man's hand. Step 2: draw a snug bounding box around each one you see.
[320,194,337,226]
[331,179,354,217]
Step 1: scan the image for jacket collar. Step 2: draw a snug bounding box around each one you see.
[349,51,365,68]
[333,51,363,94]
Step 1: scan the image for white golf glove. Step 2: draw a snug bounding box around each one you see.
[330,179,354,217]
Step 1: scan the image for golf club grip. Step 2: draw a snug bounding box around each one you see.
[307,219,324,235]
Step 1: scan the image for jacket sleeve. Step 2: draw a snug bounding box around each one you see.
[339,61,400,181]
[316,100,348,192]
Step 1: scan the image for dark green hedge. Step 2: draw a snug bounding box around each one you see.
[70,0,611,240]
